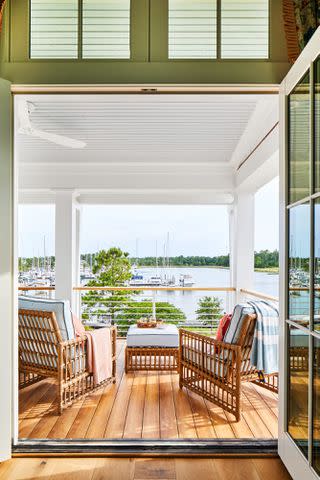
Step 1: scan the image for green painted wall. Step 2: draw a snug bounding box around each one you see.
[0,0,290,84]
[0,77,13,461]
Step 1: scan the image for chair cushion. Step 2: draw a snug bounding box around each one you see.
[18,296,75,341]
[183,347,229,378]
[223,303,255,345]
[216,314,232,342]
[126,324,179,347]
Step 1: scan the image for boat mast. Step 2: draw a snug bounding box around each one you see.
[155,240,158,271]
[136,237,139,266]
[43,235,47,273]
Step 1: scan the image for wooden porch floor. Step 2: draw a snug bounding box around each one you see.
[19,340,278,440]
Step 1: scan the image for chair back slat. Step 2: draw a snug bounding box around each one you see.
[19,309,62,371]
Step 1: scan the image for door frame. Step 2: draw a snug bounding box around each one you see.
[0,78,14,462]
[9,82,279,455]
[278,26,320,480]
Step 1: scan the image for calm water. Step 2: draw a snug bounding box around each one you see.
[135,267,279,319]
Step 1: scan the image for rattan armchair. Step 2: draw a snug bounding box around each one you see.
[179,314,278,422]
[18,308,116,414]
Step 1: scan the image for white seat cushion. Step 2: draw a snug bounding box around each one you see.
[19,296,74,341]
[126,324,179,347]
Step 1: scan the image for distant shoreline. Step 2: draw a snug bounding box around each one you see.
[135,265,279,274]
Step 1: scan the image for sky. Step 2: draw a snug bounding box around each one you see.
[18,177,279,258]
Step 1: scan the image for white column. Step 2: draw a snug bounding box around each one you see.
[55,190,81,311]
[229,191,255,303]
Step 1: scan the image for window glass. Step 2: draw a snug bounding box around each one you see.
[82,0,130,59]
[168,0,217,59]
[221,0,269,59]
[315,200,320,332]
[289,203,310,327]
[315,58,320,191]
[289,72,310,204]
[313,336,320,474]
[30,0,78,59]
[288,324,309,458]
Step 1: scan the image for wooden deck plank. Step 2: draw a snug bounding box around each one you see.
[104,369,135,439]
[85,341,126,438]
[159,372,179,439]
[203,398,235,439]
[187,389,217,439]
[19,339,279,440]
[171,373,198,439]
[223,409,254,439]
[123,372,147,439]
[122,371,147,439]
[19,379,52,419]
[19,382,58,439]
[240,387,274,439]
[142,371,160,439]
[66,342,126,439]
[245,384,278,438]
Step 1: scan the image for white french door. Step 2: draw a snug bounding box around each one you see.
[279,26,320,480]
[0,78,14,461]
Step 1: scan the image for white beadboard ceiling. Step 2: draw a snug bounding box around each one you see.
[16,94,277,166]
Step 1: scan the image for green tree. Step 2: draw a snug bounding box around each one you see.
[90,247,132,285]
[196,296,223,326]
[82,247,133,324]
[81,247,186,336]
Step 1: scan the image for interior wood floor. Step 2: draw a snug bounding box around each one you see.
[19,340,278,440]
[0,457,292,480]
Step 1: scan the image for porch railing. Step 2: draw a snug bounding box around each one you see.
[18,285,236,337]
[74,286,235,337]
[240,288,279,303]
[18,285,285,337]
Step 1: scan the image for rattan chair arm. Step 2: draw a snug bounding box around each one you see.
[60,335,87,347]
[179,328,241,352]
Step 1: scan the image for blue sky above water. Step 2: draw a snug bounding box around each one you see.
[18,178,279,258]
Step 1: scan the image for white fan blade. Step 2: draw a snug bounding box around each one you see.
[17,99,32,130]
[19,127,86,149]
[17,98,86,149]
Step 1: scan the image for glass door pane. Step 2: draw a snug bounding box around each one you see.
[315,57,320,191]
[289,72,310,204]
[313,336,320,474]
[289,203,310,327]
[315,200,320,331]
[288,324,309,458]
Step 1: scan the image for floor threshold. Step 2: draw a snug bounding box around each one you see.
[13,439,278,457]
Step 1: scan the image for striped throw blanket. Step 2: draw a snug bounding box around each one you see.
[249,300,279,375]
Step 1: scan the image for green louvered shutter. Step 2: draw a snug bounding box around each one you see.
[30,0,78,58]
[168,0,217,59]
[82,0,130,59]
[221,0,269,59]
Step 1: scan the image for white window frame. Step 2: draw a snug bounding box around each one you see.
[278,26,320,480]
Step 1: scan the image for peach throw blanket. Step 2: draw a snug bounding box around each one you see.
[72,313,112,386]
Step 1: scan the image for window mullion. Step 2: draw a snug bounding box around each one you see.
[78,0,83,59]
[216,0,221,60]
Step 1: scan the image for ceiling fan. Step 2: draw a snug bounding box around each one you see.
[17,99,86,149]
